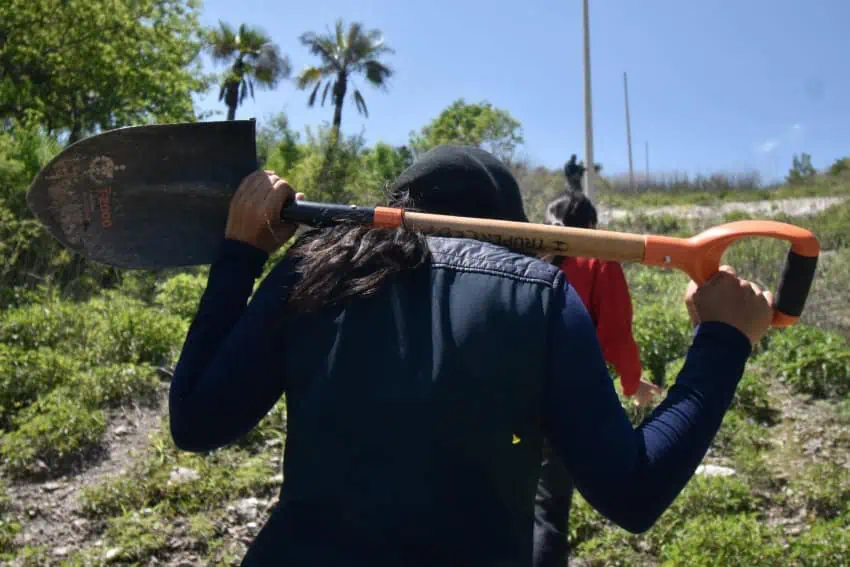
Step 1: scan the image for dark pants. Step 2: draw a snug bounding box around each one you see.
[533,442,575,567]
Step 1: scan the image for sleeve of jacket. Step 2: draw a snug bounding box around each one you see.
[593,261,643,396]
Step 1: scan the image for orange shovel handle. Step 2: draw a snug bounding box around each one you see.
[644,220,820,327]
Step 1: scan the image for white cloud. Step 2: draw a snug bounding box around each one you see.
[754,123,804,154]
[756,138,780,154]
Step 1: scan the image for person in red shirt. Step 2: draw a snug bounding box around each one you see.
[533,189,662,567]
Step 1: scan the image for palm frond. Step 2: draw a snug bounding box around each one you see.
[362,60,393,87]
[353,89,368,118]
[334,19,345,51]
[236,25,273,52]
[207,21,238,62]
[239,77,250,104]
[321,81,332,106]
[295,66,327,90]
[307,81,322,107]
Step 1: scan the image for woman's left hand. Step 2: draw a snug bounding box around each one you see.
[225,170,305,254]
[632,379,663,408]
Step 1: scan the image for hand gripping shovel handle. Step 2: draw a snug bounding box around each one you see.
[282,201,820,328]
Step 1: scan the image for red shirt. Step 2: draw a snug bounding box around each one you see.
[558,256,643,396]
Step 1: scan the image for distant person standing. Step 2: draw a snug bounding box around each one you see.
[533,190,662,567]
[563,155,585,193]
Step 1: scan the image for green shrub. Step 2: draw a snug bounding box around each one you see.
[0,344,78,426]
[789,518,850,566]
[625,264,688,300]
[711,408,770,458]
[761,324,850,398]
[799,200,850,251]
[154,272,208,320]
[643,475,760,554]
[0,480,20,557]
[103,510,170,563]
[0,294,188,367]
[72,363,163,409]
[632,302,692,386]
[84,294,188,366]
[572,476,761,563]
[660,514,784,566]
[732,371,777,423]
[0,388,107,478]
[780,348,850,398]
[0,301,88,350]
[794,462,850,520]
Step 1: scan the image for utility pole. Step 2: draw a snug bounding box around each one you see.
[582,0,595,199]
[645,141,650,187]
[624,71,635,192]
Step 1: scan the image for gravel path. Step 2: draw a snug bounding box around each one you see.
[598,196,847,225]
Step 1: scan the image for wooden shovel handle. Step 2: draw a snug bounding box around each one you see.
[283,202,820,328]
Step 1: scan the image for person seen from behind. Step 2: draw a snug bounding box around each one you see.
[168,145,775,566]
[532,189,662,566]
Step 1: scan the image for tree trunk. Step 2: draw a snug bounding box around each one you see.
[225,80,239,121]
[332,73,347,135]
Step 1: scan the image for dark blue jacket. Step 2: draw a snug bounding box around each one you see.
[169,236,751,566]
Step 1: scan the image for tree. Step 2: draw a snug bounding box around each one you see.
[257,112,302,171]
[362,142,413,187]
[786,152,817,185]
[0,0,211,144]
[295,20,394,136]
[409,99,524,162]
[207,22,291,121]
[828,157,850,177]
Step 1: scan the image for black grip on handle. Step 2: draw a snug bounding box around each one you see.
[280,201,375,228]
[774,249,818,317]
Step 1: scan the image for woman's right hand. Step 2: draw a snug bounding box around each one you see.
[225,170,305,254]
[684,265,774,346]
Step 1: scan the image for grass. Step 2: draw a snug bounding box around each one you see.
[595,173,848,210]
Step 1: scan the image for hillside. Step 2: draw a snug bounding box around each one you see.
[1,193,848,566]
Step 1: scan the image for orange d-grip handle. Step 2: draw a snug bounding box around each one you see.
[644,220,820,327]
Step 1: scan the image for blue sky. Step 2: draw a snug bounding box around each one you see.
[194,0,849,183]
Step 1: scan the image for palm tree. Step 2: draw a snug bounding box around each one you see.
[207,22,291,120]
[295,20,394,135]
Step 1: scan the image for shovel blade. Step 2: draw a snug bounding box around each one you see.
[26,120,258,269]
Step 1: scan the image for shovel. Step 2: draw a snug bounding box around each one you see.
[26,120,820,327]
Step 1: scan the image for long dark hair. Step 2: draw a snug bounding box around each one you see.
[286,195,431,313]
[544,190,598,229]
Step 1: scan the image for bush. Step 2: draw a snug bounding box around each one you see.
[789,518,850,565]
[154,272,208,320]
[0,480,20,557]
[103,510,170,563]
[793,462,850,520]
[660,514,784,566]
[632,302,692,386]
[84,294,188,366]
[0,344,78,426]
[0,388,107,478]
[72,364,163,409]
[0,301,89,350]
[572,476,761,564]
[0,294,188,367]
[761,324,850,398]
[732,371,777,423]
